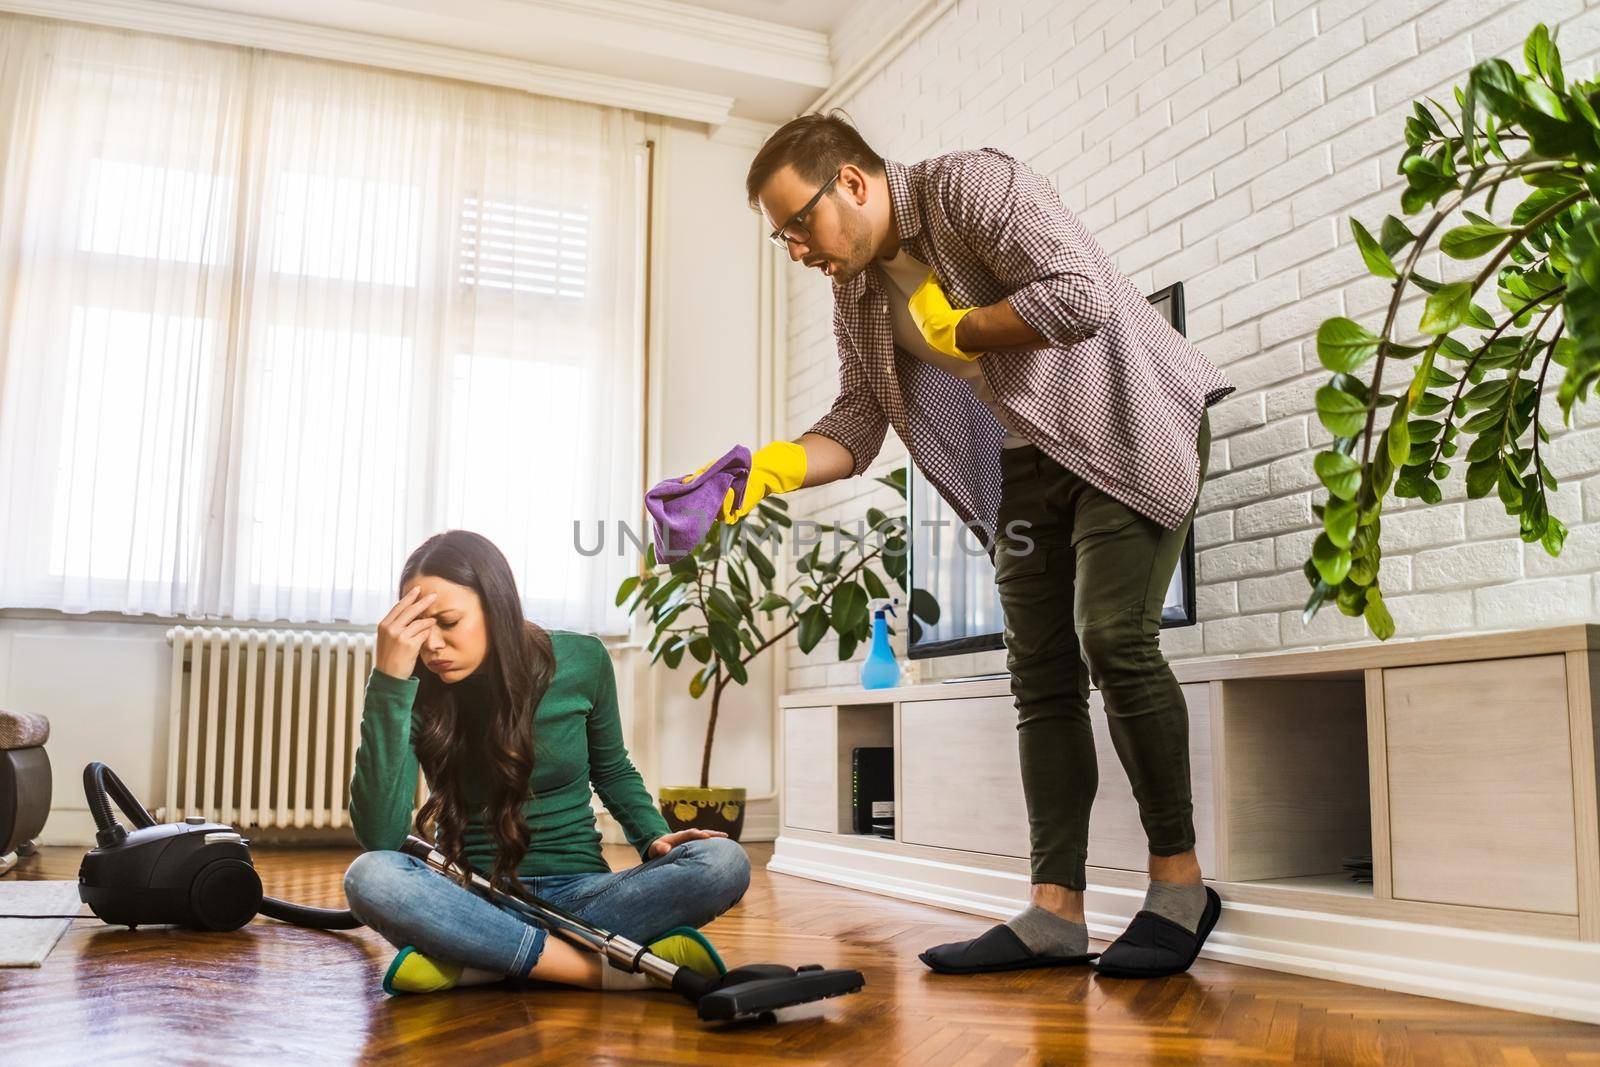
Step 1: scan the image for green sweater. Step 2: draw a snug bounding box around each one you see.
[349,630,670,876]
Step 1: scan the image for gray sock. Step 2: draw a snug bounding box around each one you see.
[1005,904,1088,956]
[1143,880,1207,933]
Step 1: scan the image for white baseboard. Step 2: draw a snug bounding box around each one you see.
[739,797,779,842]
[768,835,1600,1026]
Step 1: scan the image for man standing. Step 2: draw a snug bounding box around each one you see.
[684,113,1232,978]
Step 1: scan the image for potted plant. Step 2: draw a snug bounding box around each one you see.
[614,467,940,839]
[1302,23,1600,638]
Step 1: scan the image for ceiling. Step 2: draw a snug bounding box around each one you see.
[139,0,876,124]
[666,0,858,34]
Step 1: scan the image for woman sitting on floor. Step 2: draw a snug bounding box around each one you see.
[343,529,749,994]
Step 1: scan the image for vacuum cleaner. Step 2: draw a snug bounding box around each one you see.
[76,761,361,932]
[397,835,866,1022]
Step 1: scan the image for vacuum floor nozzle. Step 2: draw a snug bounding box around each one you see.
[695,963,866,1022]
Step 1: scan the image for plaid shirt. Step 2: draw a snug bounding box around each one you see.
[805,148,1233,537]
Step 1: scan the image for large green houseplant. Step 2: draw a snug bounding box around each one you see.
[615,467,939,838]
[1303,23,1599,638]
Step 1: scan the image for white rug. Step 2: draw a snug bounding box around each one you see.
[0,880,84,966]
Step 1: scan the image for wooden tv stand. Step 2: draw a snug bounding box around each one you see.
[770,625,1600,1023]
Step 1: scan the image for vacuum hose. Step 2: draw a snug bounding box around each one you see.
[82,761,362,931]
[258,897,363,930]
[83,762,156,846]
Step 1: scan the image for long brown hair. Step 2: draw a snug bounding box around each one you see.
[402,530,555,889]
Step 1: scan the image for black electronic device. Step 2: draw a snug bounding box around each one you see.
[851,747,894,837]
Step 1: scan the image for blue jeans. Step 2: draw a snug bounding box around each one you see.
[342,837,752,978]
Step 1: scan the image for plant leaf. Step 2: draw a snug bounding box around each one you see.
[1470,57,1523,120]
[1324,497,1359,548]
[1351,218,1397,277]
[1316,384,1369,437]
[1386,414,1412,467]
[1462,376,1511,409]
[688,666,708,699]
[1312,533,1352,585]
[1380,214,1417,255]
[1314,450,1361,500]
[1440,222,1517,259]
[1465,458,1501,498]
[1363,587,1396,640]
[706,588,741,625]
[1413,391,1449,415]
[707,619,742,664]
[1420,281,1473,334]
[796,606,830,654]
[1543,514,1568,555]
[830,581,869,635]
[862,568,890,600]
[756,501,792,527]
[1317,317,1382,372]
[745,541,776,583]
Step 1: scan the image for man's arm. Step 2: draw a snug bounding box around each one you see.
[801,321,890,482]
[799,431,856,487]
[954,298,1047,352]
[938,150,1110,349]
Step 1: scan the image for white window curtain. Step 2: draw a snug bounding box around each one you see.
[0,15,647,632]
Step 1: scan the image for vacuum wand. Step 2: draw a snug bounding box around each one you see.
[397,835,698,993]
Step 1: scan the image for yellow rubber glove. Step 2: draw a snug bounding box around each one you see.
[907,272,977,361]
[680,440,808,523]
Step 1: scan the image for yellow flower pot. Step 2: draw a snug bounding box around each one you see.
[658,786,746,841]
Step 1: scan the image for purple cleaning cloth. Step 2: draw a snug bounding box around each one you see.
[645,445,752,562]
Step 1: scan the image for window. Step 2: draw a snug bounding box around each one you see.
[0,18,647,632]
[459,196,590,299]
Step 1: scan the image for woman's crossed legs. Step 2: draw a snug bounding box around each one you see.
[343,837,750,986]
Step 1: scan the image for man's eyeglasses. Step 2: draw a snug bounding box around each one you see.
[767,172,840,250]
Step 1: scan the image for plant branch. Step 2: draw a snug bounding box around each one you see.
[738,531,894,667]
[1424,284,1567,474]
[1492,300,1561,461]
[1359,165,1581,470]
[1531,321,1564,485]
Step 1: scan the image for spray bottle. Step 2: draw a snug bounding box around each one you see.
[860,596,903,690]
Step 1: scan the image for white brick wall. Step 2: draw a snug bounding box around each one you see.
[784,0,1600,690]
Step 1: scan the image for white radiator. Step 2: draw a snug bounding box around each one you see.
[164,626,380,831]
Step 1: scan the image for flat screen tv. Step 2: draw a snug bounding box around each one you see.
[906,281,1198,659]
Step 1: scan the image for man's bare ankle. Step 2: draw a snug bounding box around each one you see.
[1028,884,1086,924]
[1148,851,1204,885]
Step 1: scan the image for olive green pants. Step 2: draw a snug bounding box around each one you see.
[991,415,1210,890]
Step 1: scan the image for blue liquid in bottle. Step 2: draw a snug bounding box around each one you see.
[860,602,901,689]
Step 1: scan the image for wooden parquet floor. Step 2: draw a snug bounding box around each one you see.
[3,843,1598,1065]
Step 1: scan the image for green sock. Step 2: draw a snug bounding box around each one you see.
[382,946,501,995]
[646,926,727,981]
